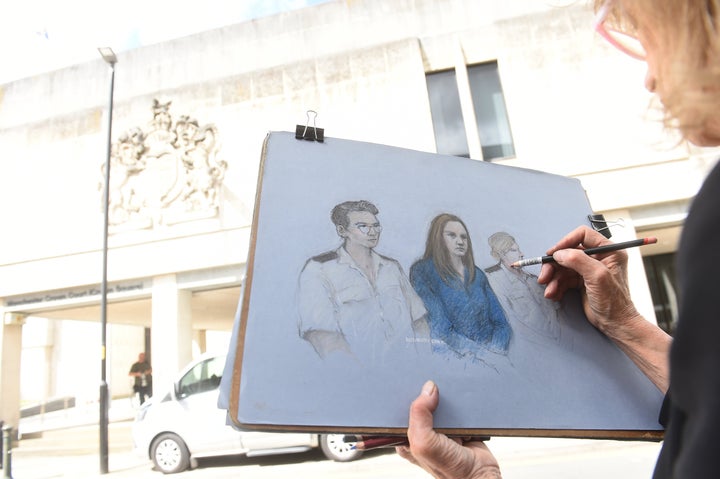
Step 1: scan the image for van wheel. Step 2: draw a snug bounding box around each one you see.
[320,434,363,462]
[151,432,191,474]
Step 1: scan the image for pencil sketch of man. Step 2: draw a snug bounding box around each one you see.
[297,200,429,359]
[484,232,569,348]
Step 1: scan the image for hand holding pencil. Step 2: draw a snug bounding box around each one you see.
[539,227,655,305]
[512,237,657,268]
[537,226,670,392]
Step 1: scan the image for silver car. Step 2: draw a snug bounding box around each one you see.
[132,354,361,474]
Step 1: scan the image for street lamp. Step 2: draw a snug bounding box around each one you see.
[98,46,116,475]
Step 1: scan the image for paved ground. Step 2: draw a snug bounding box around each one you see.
[2,397,664,479]
[7,419,663,479]
[9,421,424,479]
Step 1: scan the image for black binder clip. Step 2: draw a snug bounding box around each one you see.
[588,214,619,239]
[295,110,324,142]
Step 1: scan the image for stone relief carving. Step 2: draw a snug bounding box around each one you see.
[101,99,227,231]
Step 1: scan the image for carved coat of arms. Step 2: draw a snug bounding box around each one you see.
[102,100,227,230]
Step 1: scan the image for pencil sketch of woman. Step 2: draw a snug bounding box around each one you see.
[410,214,512,357]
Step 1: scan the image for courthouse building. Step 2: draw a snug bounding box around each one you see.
[1,0,717,430]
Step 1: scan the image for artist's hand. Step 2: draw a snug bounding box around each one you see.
[396,381,502,479]
[538,226,671,392]
[537,226,642,336]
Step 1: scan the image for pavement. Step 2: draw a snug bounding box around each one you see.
[3,398,665,479]
[10,421,149,479]
[17,398,137,437]
[7,397,144,479]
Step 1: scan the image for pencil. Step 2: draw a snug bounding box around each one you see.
[352,436,408,450]
[350,435,492,451]
[510,237,658,268]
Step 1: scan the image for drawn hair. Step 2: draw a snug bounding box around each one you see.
[488,232,517,261]
[422,213,475,283]
[330,200,379,228]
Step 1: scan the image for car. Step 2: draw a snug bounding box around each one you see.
[132,353,362,473]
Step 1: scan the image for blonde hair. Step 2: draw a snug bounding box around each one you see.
[595,0,720,140]
[487,232,516,261]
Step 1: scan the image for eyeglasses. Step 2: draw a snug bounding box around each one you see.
[594,0,646,60]
[352,223,383,234]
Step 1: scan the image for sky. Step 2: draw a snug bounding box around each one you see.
[0,0,331,84]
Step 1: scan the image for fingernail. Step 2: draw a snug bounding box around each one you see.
[422,380,436,396]
[553,250,567,262]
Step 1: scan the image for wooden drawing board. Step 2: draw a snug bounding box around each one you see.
[221,132,664,440]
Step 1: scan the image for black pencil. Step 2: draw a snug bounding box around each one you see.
[511,237,658,268]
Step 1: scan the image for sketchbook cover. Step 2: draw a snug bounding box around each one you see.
[219,131,664,439]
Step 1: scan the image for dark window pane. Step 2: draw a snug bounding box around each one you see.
[468,62,515,161]
[426,69,469,157]
[643,253,678,335]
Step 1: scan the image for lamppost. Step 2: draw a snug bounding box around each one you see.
[97,46,117,475]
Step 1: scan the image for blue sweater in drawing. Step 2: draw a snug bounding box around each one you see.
[409,257,512,354]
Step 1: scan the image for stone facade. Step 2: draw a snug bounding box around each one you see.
[1,0,717,429]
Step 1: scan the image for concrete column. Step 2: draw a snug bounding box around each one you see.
[151,275,192,396]
[192,329,207,357]
[454,38,483,161]
[0,314,24,432]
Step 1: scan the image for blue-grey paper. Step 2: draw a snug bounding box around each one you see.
[219,132,664,436]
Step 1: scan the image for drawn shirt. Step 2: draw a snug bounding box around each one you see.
[409,258,512,354]
[297,247,426,356]
[484,263,565,346]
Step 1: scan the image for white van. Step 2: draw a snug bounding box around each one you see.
[132,353,361,474]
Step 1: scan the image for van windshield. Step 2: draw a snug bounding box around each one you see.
[177,356,225,398]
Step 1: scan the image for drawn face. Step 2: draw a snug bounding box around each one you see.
[443,221,468,258]
[500,241,523,267]
[339,211,381,249]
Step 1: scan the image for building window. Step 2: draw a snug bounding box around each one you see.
[468,63,515,160]
[643,253,678,335]
[426,69,470,157]
[426,61,515,161]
